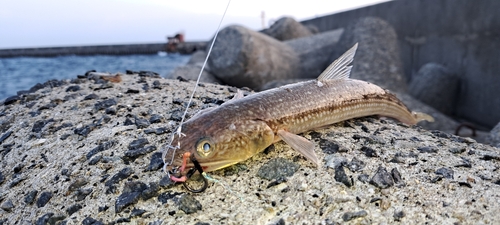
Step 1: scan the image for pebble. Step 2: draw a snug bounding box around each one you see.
[159,175,175,188]
[149,114,163,124]
[319,139,343,154]
[176,194,202,214]
[144,127,168,135]
[73,124,96,136]
[82,217,104,225]
[417,146,438,153]
[0,131,12,144]
[334,165,353,187]
[134,117,150,128]
[123,118,134,126]
[146,152,164,171]
[393,210,405,221]
[24,190,38,204]
[347,157,366,172]
[342,210,368,221]
[86,140,117,159]
[391,168,403,184]
[128,138,149,149]
[141,182,160,200]
[83,93,99,101]
[435,167,454,179]
[66,204,83,215]
[123,146,157,161]
[257,157,300,180]
[74,188,93,201]
[32,119,54,133]
[370,166,394,189]
[158,191,182,204]
[94,99,117,111]
[449,147,466,154]
[36,191,53,208]
[360,146,378,157]
[126,89,140,94]
[115,181,148,213]
[65,85,81,92]
[3,96,21,105]
[130,208,147,218]
[0,199,14,212]
[105,167,134,194]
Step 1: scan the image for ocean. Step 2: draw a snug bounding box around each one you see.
[0,53,190,100]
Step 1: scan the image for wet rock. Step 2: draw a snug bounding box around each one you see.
[0,131,12,144]
[370,166,394,189]
[0,199,14,212]
[409,63,459,115]
[146,152,164,171]
[176,194,202,214]
[94,99,117,111]
[262,16,312,41]
[66,204,83,215]
[36,191,53,208]
[360,146,378,157]
[334,165,353,187]
[105,167,134,194]
[65,85,81,92]
[342,210,368,222]
[115,181,148,213]
[135,117,150,129]
[346,157,366,172]
[435,167,454,179]
[86,140,117,159]
[257,157,300,180]
[24,190,38,204]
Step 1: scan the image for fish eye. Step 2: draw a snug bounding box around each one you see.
[196,138,214,158]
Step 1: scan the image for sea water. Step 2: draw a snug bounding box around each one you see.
[0,53,190,100]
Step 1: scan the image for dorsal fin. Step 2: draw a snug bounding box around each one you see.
[317,43,358,81]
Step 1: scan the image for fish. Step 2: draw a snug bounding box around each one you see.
[163,43,433,179]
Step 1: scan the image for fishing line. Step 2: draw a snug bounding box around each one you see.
[163,0,232,167]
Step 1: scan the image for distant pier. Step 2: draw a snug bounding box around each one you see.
[0,42,207,58]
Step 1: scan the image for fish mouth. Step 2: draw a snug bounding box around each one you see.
[188,159,240,172]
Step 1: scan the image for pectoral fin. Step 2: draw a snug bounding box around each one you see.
[277,130,319,167]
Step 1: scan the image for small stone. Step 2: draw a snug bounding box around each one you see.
[417,146,438,153]
[3,95,21,105]
[24,190,38,204]
[128,138,149,150]
[98,205,109,212]
[257,158,300,180]
[158,191,182,204]
[449,147,466,154]
[73,124,95,137]
[36,191,53,208]
[130,208,147,218]
[435,167,454,179]
[86,140,117,159]
[347,157,365,172]
[146,152,164,171]
[94,99,117,111]
[88,155,102,165]
[360,146,378,157]
[123,146,157,161]
[83,93,99,100]
[358,174,370,183]
[105,167,133,194]
[159,176,175,188]
[169,109,184,121]
[0,131,12,144]
[66,204,83,215]
[141,182,160,200]
[135,117,150,129]
[391,168,403,184]
[458,182,472,188]
[319,139,340,154]
[67,177,88,194]
[82,217,104,225]
[149,114,163,124]
[65,85,81,92]
[32,119,53,133]
[126,89,140,94]
[35,213,54,225]
[177,194,202,214]
[9,175,26,188]
[74,188,93,201]
[334,166,353,187]
[370,166,394,189]
[394,210,405,221]
[105,107,117,115]
[124,118,134,126]
[115,181,148,213]
[0,199,14,212]
[342,210,368,221]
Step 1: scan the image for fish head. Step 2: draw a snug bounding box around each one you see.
[164,116,274,173]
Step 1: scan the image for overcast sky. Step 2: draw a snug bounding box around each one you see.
[0,0,390,49]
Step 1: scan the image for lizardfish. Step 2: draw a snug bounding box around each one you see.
[163,43,433,184]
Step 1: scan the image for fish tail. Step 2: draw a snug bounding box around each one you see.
[412,112,434,123]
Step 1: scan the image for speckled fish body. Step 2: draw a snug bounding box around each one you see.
[164,44,432,173]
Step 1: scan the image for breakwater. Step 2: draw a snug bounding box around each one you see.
[0,42,207,58]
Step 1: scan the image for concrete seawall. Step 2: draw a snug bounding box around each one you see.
[302,0,500,129]
[0,42,207,58]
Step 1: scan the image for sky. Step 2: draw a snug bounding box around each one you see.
[0,0,391,49]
